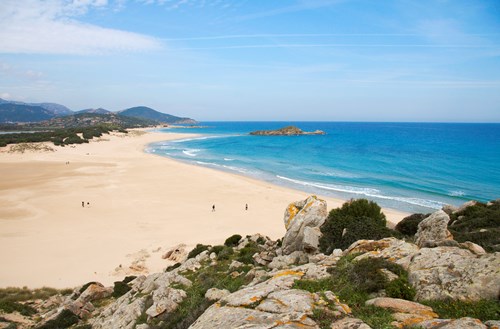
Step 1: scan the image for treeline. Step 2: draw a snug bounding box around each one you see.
[0,124,127,147]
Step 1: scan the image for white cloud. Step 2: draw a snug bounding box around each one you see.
[0,93,12,99]
[0,0,163,55]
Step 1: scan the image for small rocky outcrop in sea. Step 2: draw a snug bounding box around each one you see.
[3,198,500,329]
[249,125,326,136]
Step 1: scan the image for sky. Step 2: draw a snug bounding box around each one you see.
[0,0,499,122]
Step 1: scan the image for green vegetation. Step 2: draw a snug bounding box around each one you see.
[422,299,500,321]
[0,286,71,303]
[293,255,415,328]
[395,213,429,236]
[0,300,37,316]
[224,234,242,247]
[155,246,254,329]
[0,125,118,147]
[319,199,401,253]
[236,240,260,264]
[449,201,500,252]
[112,281,132,298]
[187,244,211,259]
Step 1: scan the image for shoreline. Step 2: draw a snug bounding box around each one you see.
[0,129,410,288]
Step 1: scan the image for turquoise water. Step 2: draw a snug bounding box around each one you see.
[146,122,500,213]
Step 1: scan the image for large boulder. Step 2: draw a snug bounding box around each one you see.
[344,238,419,270]
[408,247,500,301]
[415,210,453,248]
[282,195,328,255]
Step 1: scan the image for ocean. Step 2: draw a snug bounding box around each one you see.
[146,122,500,214]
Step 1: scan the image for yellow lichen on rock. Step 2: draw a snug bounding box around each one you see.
[285,204,299,229]
[272,270,304,279]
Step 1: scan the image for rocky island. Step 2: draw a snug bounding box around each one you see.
[250,125,326,136]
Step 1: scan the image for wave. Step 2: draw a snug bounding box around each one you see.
[277,175,379,194]
[449,190,465,197]
[224,158,235,161]
[195,161,248,174]
[315,170,360,179]
[276,175,444,209]
[172,134,241,143]
[182,149,201,157]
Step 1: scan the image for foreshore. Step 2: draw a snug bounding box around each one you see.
[0,129,410,288]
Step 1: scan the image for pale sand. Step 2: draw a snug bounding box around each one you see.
[0,130,409,288]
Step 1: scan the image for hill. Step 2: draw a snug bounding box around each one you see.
[41,113,157,128]
[119,106,197,124]
[0,103,55,123]
[75,108,112,115]
[0,98,72,117]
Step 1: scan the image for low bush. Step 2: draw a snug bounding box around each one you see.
[224,234,242,247]
[395,213,429,236]
[449,201,500,252]
[187,244,210,259]
[319,199,401,254]
[0,300,37,316]
[112,281,132,298]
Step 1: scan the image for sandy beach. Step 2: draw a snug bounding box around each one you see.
[0,130,409,288]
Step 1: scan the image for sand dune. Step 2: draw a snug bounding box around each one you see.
[0,130,409,288]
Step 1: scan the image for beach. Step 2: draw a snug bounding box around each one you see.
[0,130,409,289]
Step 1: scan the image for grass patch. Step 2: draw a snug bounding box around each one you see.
[354,304,394,329]
[236,241,260,264]
[422,299,500,321]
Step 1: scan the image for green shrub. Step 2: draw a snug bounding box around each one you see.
[187,244,210,259]
[256,236,266,245]
[320,215,401,253]
[224,234,242,247]
[112,281,132,298]
[319,199,399,254]
[386,277,416,300]
[166,262,181,272]
[395,213,429,236]
[37,309,79,329]
[215,246,234,261]
[449,201,500,252]
[0,300,37,316]
[122,276,137,284]
[422,299,500,321]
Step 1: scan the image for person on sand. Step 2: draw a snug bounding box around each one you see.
[245,204,248,211]
[82,201,84,207]
[212,204,215,212]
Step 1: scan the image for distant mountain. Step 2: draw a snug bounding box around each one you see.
[75,108,112,115]
[0,103,55,123]
[119,106,197,124]
[0,98,73,117]
[43,113,157,128]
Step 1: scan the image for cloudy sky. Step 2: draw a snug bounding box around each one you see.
[0,0,499,121]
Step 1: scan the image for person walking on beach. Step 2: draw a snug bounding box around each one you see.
[212,204,216,212]
[245,204,248,211]
[82,201,84,207]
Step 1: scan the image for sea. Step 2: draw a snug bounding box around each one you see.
[146,122,500,214]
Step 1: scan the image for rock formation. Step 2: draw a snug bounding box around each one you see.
[250,125,326,136]
[4,198,500,329]
[281,195,328,255]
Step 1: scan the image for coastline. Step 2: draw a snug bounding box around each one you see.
[0,129,410,288]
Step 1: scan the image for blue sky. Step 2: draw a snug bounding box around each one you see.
[0,0,499,121]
